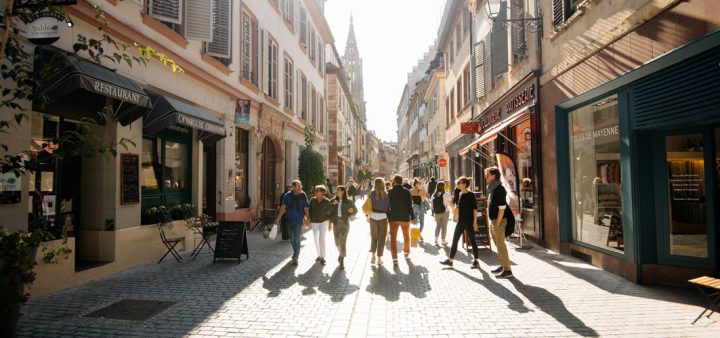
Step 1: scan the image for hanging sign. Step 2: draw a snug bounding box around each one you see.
[26,12,65,45]
[438,158,447,167]
[460,122,480,134]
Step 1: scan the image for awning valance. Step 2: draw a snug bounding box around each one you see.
[33,46,151,126]
[144,92,227,144]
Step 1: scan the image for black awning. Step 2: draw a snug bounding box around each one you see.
[144,91,227,144]
[33,46,151,126]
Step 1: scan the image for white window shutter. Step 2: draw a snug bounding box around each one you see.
[473,41,486,99]
[149,0,182,24]
[184,0,213,42]
[207,0,231,58]
[241,12,252,80]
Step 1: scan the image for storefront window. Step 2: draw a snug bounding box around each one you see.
[235,128,249,208]
[163,141,187,190]
[568,95,623,253]
[141,138,158,190]
[514,119,533,207]
[665,134,707,258]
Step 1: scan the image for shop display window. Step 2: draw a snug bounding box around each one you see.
[141,129,191,210]
[568,95,624,253]
[514,119,533,208]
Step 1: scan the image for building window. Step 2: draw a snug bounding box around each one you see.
[241,11,255,84]
[268,40,278,99]
[514,119,533,207]
[311,85,317,126]
[450,89,455,118]
[456,80,462,113]
[463,64,471,106]
[235,128,249,208]
[455,23,462,50]
[568,94,623,253]
[445,97,450,125]
[282,0,294,26]
[300,73,308,120]
[309,29,316,64]
[552,0,584,28]
[284,57,294,112]
[299,6,307,48]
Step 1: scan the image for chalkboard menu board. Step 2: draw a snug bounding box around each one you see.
[473,193,491,249]
[214,221,248,263]
[120,154,139,205]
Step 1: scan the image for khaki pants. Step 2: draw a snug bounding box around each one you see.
[368,218,388,257]
[491,219,511,270]
[389,221,411,259]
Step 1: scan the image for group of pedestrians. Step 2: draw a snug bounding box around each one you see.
[274,167,515,279]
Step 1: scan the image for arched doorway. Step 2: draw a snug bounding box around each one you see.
[260,136,277,208]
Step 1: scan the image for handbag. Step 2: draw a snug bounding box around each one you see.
[268,223,279,240]
[362,196,372,214]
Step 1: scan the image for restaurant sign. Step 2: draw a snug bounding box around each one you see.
[90,80,145,106]
[26,12,65,45]
[476,79,537,134]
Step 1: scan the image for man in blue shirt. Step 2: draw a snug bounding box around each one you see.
[274,180,309,265]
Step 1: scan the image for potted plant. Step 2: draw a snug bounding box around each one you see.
[171,203,195,221]
[0,218,71,337]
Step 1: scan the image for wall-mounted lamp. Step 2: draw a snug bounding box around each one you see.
[65,13,74,27]
[336,137,352,152]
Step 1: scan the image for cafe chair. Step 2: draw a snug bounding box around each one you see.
[249,207,264,231]
[157,223,183,263]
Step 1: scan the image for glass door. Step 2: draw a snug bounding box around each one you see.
[657,129,716,268]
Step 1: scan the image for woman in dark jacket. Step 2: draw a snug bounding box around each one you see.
[330,186,357,269]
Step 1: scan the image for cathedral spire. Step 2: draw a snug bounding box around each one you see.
[345,13,359,59]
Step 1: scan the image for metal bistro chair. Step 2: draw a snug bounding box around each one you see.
[157,223,183,263]
[249,207,264,231]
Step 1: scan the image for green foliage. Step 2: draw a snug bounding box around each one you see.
[304,124,316,149]
[298,147,325,195]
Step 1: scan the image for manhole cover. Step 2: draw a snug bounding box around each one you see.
[85,299,176,321]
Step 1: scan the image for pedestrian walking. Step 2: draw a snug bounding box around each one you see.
[329,185,356,270]
[485,167,514,278]
[387,175,416,266]
[440,177,481,269]
[325,178,333,195]
[366,177,390,265]
[274,180,309,265]
[348,178,357,202]
[426,177,437,216]
[309,185,332,265]
[410,178,428,241]
[431,181,452,246]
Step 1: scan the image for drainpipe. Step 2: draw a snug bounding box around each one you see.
[533,0,545,245]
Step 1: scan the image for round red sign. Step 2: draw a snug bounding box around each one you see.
[438,158,447,167]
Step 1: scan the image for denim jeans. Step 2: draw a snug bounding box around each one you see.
[412,204,425,232]
[288,221,304,258]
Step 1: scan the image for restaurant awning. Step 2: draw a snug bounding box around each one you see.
[144,91,227,144]
[458,110,528,156]
[33,46,151,126]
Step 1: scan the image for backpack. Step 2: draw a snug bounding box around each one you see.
[504,208,516,237]
[432,192,446,214]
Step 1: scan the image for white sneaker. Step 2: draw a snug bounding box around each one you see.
[371,255,376,264]
[442,240,448,246]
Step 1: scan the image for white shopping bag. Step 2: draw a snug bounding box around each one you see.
[268,224,279,240]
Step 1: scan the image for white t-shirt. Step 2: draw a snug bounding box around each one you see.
[338,199,343,217]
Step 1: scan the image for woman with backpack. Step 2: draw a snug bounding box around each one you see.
[329,185,356,270]
[431,181,453,246]
[309,185,332,265]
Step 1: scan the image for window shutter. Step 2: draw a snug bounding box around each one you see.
[149,0,182,24]
[473,41,486,99]
[491,1,508,83]
[511,0,526,62]
[241,12,252,81]
[552,0,565,27]
[206,0,231,58]
[299,8,307,47]
[184,0,213,42]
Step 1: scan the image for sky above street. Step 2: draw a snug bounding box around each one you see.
[325,0,446,142]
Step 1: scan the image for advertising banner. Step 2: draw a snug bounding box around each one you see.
[235,99,250,124]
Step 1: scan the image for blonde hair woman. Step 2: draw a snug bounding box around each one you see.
[367,177,390,265]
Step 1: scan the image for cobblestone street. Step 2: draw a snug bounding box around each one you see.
[17,198,718,337]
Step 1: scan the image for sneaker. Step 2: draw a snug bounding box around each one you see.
[491,266,503,274]
[496,270,513,278]
[339,263,345,270]
[319,258,326,265]
[471,261,481,269]
[440,259,453,267]
[316,257,321,262]
[371,255,376,264]
[393,259,399,266]
[291,257,298,265]
[404,252,410,259]
[442,240,449,246]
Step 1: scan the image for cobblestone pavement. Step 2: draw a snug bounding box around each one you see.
[17,197,718,337]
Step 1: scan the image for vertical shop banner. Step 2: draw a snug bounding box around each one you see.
[495,152,521,221]
[235,99,250,124]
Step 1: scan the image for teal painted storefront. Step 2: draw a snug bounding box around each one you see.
[555,29,720,283]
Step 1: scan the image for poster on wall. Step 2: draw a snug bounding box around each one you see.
[235,99,250,124]
[0,172,22,204]
[495,152,520,222]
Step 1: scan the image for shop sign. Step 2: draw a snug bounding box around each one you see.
[572,125,619,143]
[91,80,144,105]
[438,158,447,167]
[176,114,225,135]
[460,122,480,134]
[477,78,537,134]
[0,172,21,204]
[27,12,65,45]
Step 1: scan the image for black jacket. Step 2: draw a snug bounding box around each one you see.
[329,197,357,223]
[309,197,331,223]
[387,185,415,222]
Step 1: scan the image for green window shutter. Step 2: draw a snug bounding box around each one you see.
[149,0,182,24]
[207,0,231,58]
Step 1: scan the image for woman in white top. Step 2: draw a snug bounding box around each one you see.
[431,181,453,246]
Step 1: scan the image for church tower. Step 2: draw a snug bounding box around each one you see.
[343,15,365,110]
